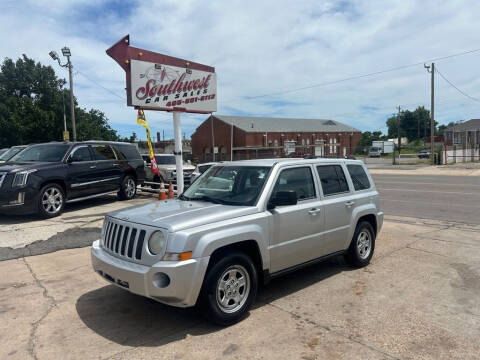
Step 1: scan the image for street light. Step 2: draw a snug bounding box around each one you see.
[50,46,76,141]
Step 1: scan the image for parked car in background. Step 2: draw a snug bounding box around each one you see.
[92,158,383,325]
[142,153,195,185]
[0,141,145,218]
[369,146,382,157]
[0,145,28,163]
[418,149,431,159]
[190,162,219,183]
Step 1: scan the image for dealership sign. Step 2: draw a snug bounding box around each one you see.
[106,35,216,114]
[130,60,216,112]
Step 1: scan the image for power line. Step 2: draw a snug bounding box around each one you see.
[220,47,480,103]
[76,69,126,101]
[435,67,480,103]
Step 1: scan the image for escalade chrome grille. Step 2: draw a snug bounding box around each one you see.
[102,218,147,261]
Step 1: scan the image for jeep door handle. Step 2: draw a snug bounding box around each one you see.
[308,208,321,216]
[345,201,355,207]
[90,165,97,169]
[112,163,119,166]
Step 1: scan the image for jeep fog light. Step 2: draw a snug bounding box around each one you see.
[148,231,166,255]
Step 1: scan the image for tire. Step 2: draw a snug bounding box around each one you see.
[118,175,136,200]
[37,183,65,218]
[345,221,375,267]
[199,252,258,326]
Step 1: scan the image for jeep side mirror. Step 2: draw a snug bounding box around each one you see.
[268,190,297,209]
[67,156,74,164]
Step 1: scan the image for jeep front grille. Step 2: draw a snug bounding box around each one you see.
[102,218,146,260]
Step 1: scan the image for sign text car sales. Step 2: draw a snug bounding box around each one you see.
[131,59,217,112]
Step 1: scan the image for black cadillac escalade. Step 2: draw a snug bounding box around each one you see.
[0,141,145,218]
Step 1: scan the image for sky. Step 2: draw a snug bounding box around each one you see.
[1,0,479,140]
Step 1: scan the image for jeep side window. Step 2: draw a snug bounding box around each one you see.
[317,165,349,196]
[347,164,371,191]
[273,167,316,200]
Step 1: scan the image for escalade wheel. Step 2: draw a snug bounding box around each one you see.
[199,252,258,326]
[118,175,136,200]
[38,184,65,218]
[346,221,375,267]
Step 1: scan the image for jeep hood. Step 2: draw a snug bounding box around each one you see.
[108,199,258,232]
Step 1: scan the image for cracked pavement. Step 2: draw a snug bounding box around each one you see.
[0,194,154,261]
[1,215,479,360]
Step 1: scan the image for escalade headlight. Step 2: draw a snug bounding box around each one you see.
[12,169,37,188]
[148,231,166,255]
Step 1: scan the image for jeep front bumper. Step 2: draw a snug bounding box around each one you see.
[91,240,209,308]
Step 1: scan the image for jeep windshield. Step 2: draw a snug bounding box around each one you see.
[181,166,270,206]
[10,144,70,162]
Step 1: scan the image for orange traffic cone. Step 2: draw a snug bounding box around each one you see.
[168,181,174,199]
[159,182,167,200]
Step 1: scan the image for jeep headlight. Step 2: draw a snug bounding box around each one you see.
[12,169,37,188]
[148,231,166,255]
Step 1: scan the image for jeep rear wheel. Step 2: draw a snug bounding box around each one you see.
[199,252,258,326]
[345,221,375,267]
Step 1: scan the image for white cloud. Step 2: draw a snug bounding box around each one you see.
[1,0,479,140]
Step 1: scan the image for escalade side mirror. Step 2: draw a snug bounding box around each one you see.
[267,190,297,209]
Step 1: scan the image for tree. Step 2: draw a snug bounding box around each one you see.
[0,55,125,147]
[129,132,137,143]
[437,121,456,136]
[385,106,436,141]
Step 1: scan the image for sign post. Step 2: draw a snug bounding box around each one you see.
[173,111,183,193]
[106,35,216,195]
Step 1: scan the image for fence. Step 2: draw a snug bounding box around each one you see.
[200,143,356,163]
[442,145,480,164]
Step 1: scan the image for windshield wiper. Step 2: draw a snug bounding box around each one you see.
[193,195,226,204]
[178,194,191,201]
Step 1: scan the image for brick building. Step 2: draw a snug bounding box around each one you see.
[191,115,361,162]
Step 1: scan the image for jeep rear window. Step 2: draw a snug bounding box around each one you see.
[347,164,370,191]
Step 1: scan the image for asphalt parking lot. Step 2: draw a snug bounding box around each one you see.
[1,169,479,359]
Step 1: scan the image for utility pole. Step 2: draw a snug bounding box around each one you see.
[397,106,402,153]
[230,119,234,161]
[62,90,67,134]
[211,116,215,162]
[49,46,76,141]
[425,63,435,165]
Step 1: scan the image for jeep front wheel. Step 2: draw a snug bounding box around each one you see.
[199,252,258,326]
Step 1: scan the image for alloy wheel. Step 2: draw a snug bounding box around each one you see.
[357,229,372,259]
[125,178,136,198]
[41,187,63,214]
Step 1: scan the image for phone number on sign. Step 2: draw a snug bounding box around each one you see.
[166,94,216,107]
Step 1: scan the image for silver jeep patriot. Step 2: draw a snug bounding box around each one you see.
[91,158,383,325]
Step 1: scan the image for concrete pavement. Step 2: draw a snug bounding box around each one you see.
[1,216,479,360]
[0,194,155,261]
